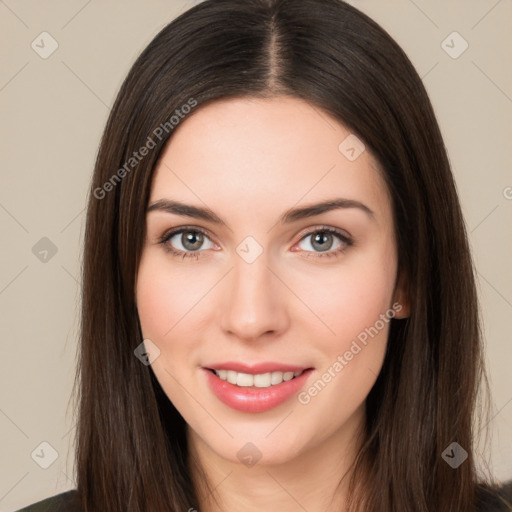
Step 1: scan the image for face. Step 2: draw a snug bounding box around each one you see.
[135,96,408,467]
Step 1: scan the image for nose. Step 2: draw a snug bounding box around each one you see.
[219,252,290,341]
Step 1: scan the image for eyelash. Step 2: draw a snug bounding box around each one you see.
[157,226,354,261]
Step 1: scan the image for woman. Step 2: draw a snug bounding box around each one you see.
[17,0,512,510]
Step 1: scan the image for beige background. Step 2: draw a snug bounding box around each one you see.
[0,0,511,510]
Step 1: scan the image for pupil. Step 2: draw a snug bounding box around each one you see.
[183,231,203,250]
[312,232,332,252]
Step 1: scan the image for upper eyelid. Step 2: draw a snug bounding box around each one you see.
[161,226,214,243]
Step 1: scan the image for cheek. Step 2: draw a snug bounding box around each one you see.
[136,256,210,340]
[136,261,176,340]
[297,255,396,347]
[294,261,395,428]
[136,259,200,406]
[135,255,220,401]
[334,272,393,342]
[291,241,397,413]
[135,255,223,425]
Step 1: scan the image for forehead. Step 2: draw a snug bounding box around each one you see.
[149,96,390,222]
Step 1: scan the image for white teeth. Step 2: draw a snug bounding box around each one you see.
[213,369,305,388]
[254,373,271,387]
[271,371,283,385]
[237,373,254,387]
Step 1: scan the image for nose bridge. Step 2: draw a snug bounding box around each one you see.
[220,248,288,339]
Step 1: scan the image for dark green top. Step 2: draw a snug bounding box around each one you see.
[15,491,79,512]
[16,481,512,511]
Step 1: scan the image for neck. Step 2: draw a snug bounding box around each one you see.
[187,405,366,512]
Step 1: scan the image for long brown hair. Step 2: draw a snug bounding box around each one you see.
[74,0,499,510]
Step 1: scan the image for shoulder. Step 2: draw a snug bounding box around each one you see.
[11,482,512,511]
[15,490,80,512]
[476,480,512,511]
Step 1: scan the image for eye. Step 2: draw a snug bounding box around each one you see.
[158,225,353,261]
[295,227,353,259]
[158,227,217,260]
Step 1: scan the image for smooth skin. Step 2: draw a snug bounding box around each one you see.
[135,96,409,512]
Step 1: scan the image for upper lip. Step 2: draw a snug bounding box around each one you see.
[204,361,311,374]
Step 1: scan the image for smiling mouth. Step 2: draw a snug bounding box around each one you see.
[203,366,315,413]
[206,368,306,388]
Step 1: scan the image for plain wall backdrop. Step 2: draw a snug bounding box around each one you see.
[0,0,511,510]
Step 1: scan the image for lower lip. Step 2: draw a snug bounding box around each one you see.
[202,368,314,413]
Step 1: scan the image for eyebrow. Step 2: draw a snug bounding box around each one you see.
[147,198,375,226]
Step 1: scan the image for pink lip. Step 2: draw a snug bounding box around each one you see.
[202,367,314,413]
[204,361,309,374]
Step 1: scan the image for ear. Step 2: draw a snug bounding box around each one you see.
[392,271,410,319]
